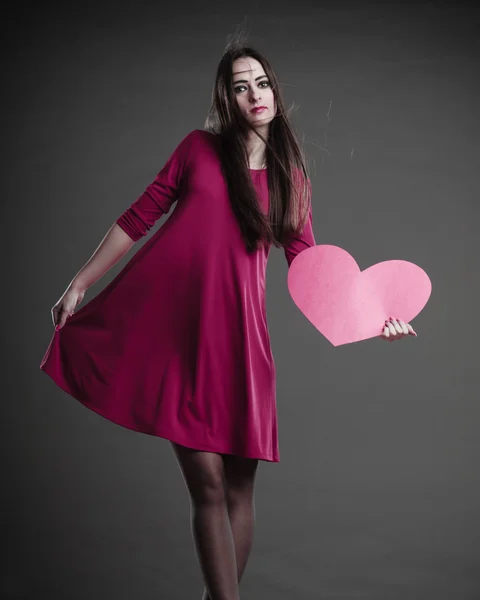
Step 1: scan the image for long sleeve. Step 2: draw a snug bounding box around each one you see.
[115,129,198,241]
[284,178,316,268]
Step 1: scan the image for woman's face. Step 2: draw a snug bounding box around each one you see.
[232,57,276,128]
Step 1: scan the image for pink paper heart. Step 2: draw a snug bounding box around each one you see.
[287,245,432,346]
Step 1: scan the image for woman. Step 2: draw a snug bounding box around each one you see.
[40,44,416,600]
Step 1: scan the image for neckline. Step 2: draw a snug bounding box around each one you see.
[208,132,267,171]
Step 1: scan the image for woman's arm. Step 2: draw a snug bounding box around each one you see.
[52,129,198,330]
[283,175,316,267]
[67,129,199,292]
[69,222,135,293]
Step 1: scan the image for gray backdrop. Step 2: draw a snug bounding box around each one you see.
[4,2,479,599]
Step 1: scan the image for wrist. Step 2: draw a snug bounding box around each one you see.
[69,278,89,294]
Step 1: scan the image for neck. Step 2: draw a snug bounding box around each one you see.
[245,127,268,168]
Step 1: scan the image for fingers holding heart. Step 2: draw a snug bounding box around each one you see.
[393,318,417,336]
[392,317,407,335]
[381,317,417,341]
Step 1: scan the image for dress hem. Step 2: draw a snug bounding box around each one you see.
[40,366,280,463]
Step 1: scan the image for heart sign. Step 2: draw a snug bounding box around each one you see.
[287,245,432,346]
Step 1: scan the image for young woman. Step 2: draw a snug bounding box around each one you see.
[40,44,416,600]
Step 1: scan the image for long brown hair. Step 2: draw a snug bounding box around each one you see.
[204,40,312,254]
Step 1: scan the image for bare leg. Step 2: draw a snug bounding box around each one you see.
[170,442,240,600]
[202,454,259,600]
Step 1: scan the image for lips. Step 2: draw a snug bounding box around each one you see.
[251,106,267,113]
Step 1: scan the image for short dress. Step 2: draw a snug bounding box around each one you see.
[40,129,316,462]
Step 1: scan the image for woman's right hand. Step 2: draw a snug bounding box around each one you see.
[51,287,85,331]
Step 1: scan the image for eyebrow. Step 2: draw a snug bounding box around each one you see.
[232,74,268,84]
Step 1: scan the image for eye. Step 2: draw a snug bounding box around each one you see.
[234,80,270,93]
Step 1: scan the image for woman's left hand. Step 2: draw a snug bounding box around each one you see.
[381,317,417,342]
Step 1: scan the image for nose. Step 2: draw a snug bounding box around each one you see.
[249,89,262,103]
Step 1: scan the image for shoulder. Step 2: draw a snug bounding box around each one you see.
[170,129,213,158]
[191,129,218,144]
[183,129,220,157]
[168,129,220,171]
[178,128,218,149]
[185,129,217,140]
[292,166,311,187]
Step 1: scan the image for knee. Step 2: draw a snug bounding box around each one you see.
[192,477,227,506]
[226,485,255,509]
[170,443,228,506]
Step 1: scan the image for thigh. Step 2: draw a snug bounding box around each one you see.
[170,441,227,504]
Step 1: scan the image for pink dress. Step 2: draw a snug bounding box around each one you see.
[40,129,316,462]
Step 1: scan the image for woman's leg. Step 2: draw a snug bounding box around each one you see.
[170,442,240,600]
[203,454,259,600]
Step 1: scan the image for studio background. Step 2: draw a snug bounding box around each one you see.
[3,2,479,599]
